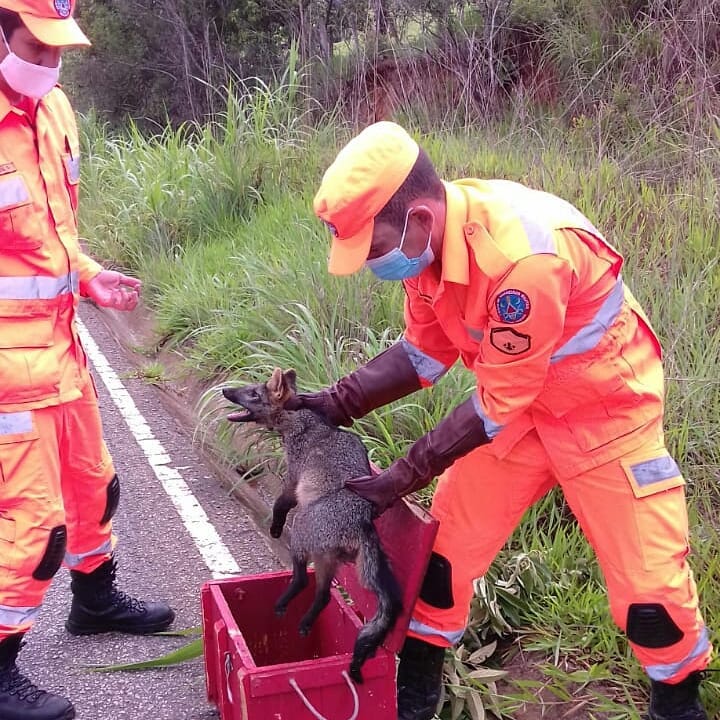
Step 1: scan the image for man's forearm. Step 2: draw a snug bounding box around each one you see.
[345,395,491,511]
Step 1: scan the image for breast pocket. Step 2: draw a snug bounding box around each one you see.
[0,173,42,251]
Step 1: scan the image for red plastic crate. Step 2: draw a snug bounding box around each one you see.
[202,498,438,720]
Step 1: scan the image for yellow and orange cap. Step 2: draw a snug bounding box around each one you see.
[313,121,419,275]
[0,0,90,47]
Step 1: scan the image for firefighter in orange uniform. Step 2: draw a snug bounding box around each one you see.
[292,122,711,720]
[0,2,174,718]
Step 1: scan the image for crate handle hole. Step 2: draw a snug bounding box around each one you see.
[289,670,359,720]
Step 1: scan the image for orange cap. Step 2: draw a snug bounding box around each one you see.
[314,121,419,275]
[0,0,90,46]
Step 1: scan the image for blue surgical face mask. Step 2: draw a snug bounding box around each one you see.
[366,207,435,281]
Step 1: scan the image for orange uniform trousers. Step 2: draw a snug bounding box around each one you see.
[0,371,116,639]
[409,420,711,684]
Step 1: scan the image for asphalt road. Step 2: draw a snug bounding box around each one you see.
[20,301,283,720]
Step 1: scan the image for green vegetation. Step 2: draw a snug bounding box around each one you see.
[80,83,719,717]
[68,1,720,132]
[77,5,720,716]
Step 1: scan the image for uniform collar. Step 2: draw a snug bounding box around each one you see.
[439,180,472,285]
[422,179,526,291]
[410,181,471,302]
[0,88,12,121]
[0,87,39,122]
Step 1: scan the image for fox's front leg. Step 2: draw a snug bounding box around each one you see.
[270,486,297,538]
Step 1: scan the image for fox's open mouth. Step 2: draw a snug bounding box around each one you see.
[226,408,255,422]
[222,388,256,422]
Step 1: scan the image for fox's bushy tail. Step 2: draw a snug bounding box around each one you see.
[349,522,403,683]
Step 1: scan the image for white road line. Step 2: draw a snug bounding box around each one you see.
[77,317,240,578]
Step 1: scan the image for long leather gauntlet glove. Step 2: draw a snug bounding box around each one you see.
[345,396,491,513]
[287,342,422,426]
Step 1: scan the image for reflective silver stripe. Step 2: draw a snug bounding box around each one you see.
[0,411,32,435]
[0,271,79,300]
[408,618,464,645]
[629,455,681,487]
[0,604,41,627]
[64,539,113,568]
[400,337,449,385]
[513,204,556,254]
[488,179,608,255]
[0,175,30,209]
[471,394,504,439]
[486,180,556,254]
[465,325,484,342]
[550,278,625,364]
[646,626,710,682]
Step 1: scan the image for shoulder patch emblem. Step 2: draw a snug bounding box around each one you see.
[490,327,531,355]
[495,289,530,324]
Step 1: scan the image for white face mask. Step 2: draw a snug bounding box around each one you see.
[0,30,60,99]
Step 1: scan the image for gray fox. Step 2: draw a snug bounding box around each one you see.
[222,368,403,683]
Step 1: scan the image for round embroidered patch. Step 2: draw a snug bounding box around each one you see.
[495,289,531,324]
[54,0,71,18]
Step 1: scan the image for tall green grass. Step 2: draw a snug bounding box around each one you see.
[79,80,719,718]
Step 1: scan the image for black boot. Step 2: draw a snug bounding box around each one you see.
[648,672,708,720]
[397,637,446,720]
[0,634,75,720]
[65,558,175,635]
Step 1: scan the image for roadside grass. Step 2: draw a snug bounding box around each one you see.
[122,361,169,386]
[79,85,720,718]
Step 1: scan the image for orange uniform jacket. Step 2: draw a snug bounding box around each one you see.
[401,179,666,477]
[1,87,115,637]
[0,86,101,412]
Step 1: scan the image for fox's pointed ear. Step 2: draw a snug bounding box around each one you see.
[283,369,297,393]
[267,368,284,402]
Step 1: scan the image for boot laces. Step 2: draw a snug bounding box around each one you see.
[101,561,146,614]
[0,665,46,704]
[109,587,146,614]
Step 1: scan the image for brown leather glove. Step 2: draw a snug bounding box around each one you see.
[345,396,491,513]
[286,342,422,427]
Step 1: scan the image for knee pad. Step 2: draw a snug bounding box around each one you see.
[100,474,120,525]
[419,552,454,609]
[32,525,67,580]
[626,603,684,648]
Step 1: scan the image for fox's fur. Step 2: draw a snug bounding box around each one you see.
[223,369,403,683]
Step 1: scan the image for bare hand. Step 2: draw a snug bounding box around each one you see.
[86,270,141,312]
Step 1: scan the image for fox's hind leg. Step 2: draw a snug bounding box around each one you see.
[298,555,339,637]
[275,555,308,616]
